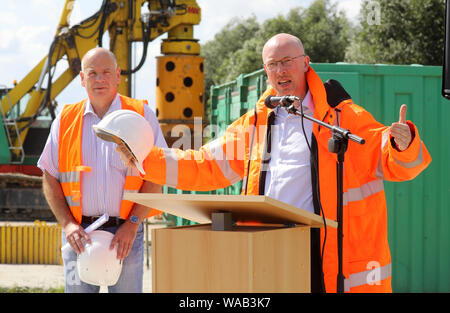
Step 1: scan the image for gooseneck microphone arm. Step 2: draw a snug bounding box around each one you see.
[264,95,365,145]
[290,107,365,145]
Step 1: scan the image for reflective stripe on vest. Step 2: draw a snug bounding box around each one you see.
[393,144,424,168]
[206,138,242,185]
[344,262,392,292]
[375,130,390,179]
[65,195,80,207]
[343,179,384,205]
[163,148,179,187]
[60,171,80,183]
[377,130,425,180]
[160,139,242,189]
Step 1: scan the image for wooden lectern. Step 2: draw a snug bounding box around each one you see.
[124,193,336,293]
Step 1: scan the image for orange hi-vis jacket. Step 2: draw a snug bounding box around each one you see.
[141,67,431,292]
[58,94,161,224]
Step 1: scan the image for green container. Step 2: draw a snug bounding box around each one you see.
[209,63,450,293]
[0,91,11,164]
[0,124,10,164]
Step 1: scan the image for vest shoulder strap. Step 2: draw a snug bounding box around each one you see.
[119,94,146,116]
[60,100,86,129]
[59,100,87,172]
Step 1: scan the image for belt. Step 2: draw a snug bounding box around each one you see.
[81,215,125,228]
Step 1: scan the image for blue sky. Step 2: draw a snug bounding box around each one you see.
[0,0,361,111]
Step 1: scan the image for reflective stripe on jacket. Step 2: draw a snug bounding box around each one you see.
[58,94,161,223]
[142,67,431,292]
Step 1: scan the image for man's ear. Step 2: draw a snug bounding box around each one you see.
[116,67,122,85]
[303,55,310,72]
[80,71,86,87]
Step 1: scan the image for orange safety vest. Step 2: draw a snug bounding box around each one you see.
[58,94,161,224]
[141,67,431,292]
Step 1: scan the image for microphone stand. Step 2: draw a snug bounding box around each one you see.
[282,98,365,293]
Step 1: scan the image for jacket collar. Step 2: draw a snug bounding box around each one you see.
[84,93,121,118]
[306,66,330,122]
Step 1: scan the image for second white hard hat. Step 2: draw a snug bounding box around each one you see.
[76,230,123,286]
[93,109,154,175]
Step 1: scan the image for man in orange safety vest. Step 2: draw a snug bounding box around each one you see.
[38,47,167,292]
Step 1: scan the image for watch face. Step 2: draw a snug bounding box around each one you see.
[130,215,139,223]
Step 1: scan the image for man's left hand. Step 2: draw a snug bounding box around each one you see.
[110,221,139,260]
[390,104,412,151]
[115,140,136,168]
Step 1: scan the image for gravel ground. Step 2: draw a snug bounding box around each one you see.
[0,260,153,293]
[0,228,163,293]
[0,221,167,292]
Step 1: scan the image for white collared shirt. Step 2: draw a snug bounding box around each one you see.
[264,91,315,213]
[37,94,167,217]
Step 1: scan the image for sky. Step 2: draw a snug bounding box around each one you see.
[0,0,361,112]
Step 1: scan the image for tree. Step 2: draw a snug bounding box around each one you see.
[345,0,445,65]
[201,0,352,99]
[286,0,351,63]
[201,16,260,95]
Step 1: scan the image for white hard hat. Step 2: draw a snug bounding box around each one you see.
[93,109,154,175]
[76,230,123,286]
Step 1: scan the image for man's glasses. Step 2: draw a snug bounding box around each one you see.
[264,55,305,71]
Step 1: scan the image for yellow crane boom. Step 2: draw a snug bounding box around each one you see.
[0,0,203,163]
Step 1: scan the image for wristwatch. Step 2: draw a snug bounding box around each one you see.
[128,215,140,224]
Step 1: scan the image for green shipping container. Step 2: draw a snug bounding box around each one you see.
[209,63,450,293]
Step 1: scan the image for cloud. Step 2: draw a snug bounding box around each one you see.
[0,30,15,50]
[0,9,19,50]
[0,24,52,87]
[30,0,54,7]
[0,1,58,87]
[17,26,52,56]
[69,0,103,26]
[196,0,313,44]
[0,0,362,105]
[0,10,18,26]
[333,0,362,22]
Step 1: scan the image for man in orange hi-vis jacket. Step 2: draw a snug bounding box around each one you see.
[118,33,431,293]
[38,48,167,292]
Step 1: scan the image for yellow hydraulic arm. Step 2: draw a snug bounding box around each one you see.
[0,0,202,162]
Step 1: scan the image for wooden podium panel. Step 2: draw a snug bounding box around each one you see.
[124,193,337,228]
[152,224,310,293]
[123,193,335,293]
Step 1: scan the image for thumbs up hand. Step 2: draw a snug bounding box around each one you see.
[390,104,412,151]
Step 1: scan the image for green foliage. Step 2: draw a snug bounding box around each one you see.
[287,0,351,63]
[201,16,260,94]
[345,0,445,65]
[201,0,445,106]
[201,0,352,97]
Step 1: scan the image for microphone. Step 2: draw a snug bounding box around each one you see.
[264,95,299,109]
